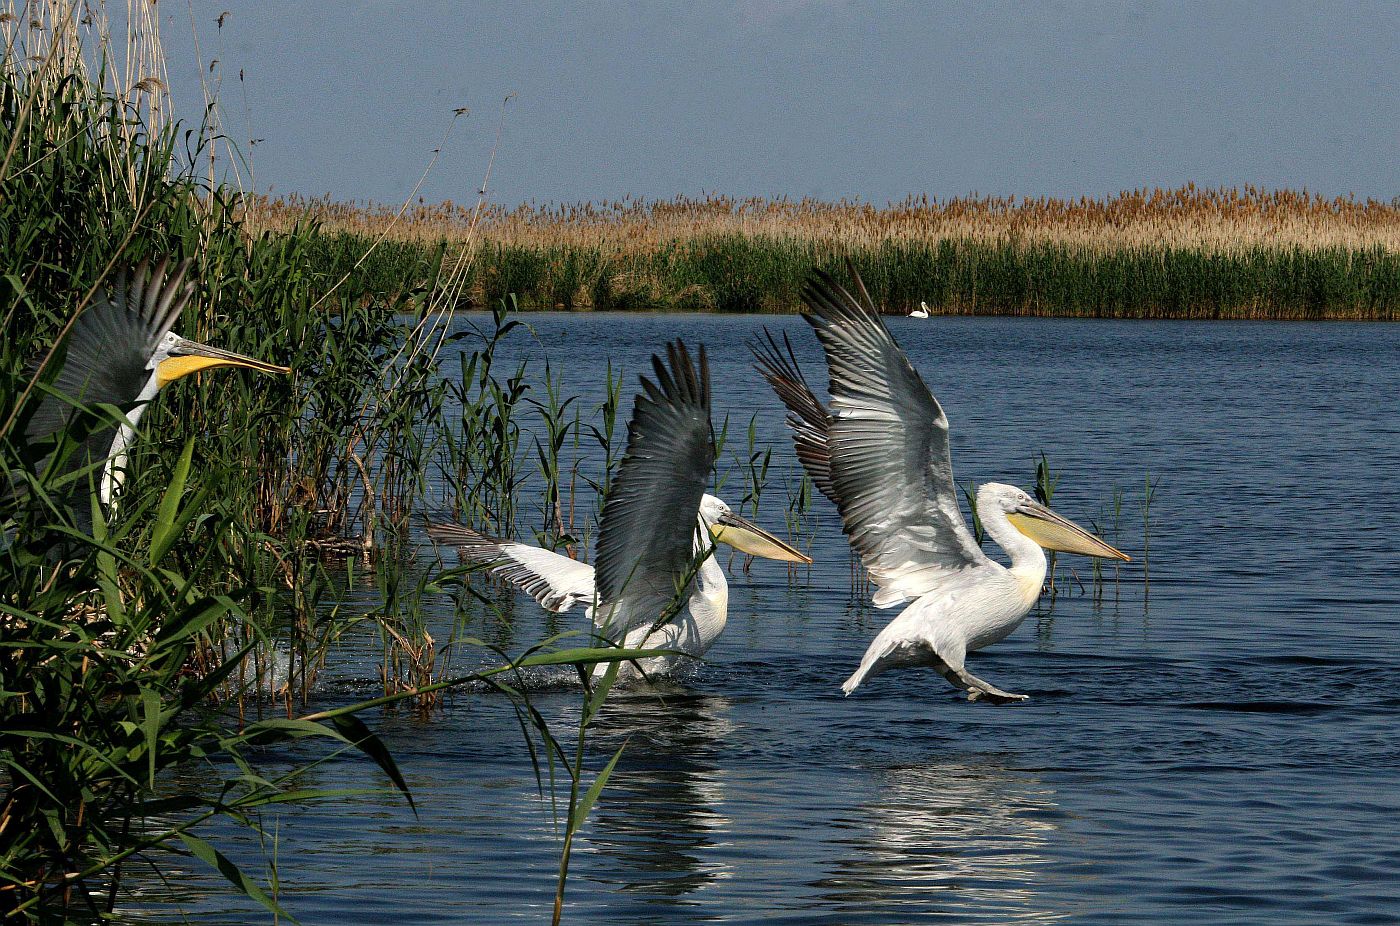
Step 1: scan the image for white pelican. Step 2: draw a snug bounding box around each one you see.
[910,301,931,318]
[25,257,289,511]
[755,269,1128,703]
[428,341,810,679]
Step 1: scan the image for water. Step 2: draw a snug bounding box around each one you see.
[125,313,1400,925]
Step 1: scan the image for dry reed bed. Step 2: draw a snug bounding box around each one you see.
[245,188,1400,319]
[251,186,1400,253]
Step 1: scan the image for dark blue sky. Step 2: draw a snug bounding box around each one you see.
[160,1,1399,207]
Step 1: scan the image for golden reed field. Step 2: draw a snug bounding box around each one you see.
[245,186,1400,319]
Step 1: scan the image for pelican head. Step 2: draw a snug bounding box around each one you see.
[24,258,293,514]
[151,330,290,387]
[980,482,1130,561]
[698,493,812,564]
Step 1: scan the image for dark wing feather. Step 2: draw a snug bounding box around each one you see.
[25,258,195,462]
[751,328,836,503]
[593,341,714,637]
[802,266,989,608]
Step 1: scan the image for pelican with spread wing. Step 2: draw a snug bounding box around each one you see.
[428,341,810,679]
[755,269,1128,703]
[24,258,289,512]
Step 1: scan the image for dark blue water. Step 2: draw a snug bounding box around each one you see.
[124,314,1400,925]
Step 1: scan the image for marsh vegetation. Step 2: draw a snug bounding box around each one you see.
[255,188,1400,318]
[0,6,656,920]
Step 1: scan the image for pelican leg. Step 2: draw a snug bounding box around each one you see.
[942,665,1029,704]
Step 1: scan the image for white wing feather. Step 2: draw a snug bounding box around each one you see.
[425,521,594,613]
[801,269,991,607]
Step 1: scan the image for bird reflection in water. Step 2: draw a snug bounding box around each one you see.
[581,690,735,904]
[818,757,1068,923]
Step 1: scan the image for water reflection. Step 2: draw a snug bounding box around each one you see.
[582,692,735,903]
[819,756,1068,923]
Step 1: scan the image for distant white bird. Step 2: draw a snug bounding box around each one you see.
[755,269,1128,703]
[25,258,289,511]
[429,341,810,679]
[910,301,931,318]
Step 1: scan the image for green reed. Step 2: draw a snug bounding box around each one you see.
[782,472,817,573]
[528,360,582,552]
[0,53,408,911]
[1088,485,1126,607]
[0,428,418,920]
[962,480,985,547]
[584,360,624,517]
[0,22,651,920]
[722,414,768,573]
[1033,452,1061,594]
[286,228,1400,319]
[440,297,530,536]
[1142,472,1158,599]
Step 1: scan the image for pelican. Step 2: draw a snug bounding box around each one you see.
[910,301,931,319]
[755,268,1128,703]
[428,341,810,679]
[24,257,289,511]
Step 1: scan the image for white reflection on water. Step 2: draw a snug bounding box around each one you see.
[581,692,736,901]
[817,756,1069,923]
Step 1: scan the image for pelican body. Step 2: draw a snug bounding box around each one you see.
[25,258,289,513]
[429,342,809,680]
[755,268,1127,703]
[838,482,1124,701]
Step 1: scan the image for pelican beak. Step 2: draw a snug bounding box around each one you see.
[1007,500,1130,561]
[157,338,291,387]
[711,511,812,564]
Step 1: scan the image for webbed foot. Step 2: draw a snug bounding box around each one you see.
[966,686,1030,704]
[946,666,1030,704]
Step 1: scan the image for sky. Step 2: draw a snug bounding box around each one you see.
[157,1,1400,208]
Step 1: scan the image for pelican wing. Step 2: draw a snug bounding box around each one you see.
[593,341,714,638]
[802,269,990,607]
[426,521,595,613]
[26,258,195,459]
[751,329,837,504]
